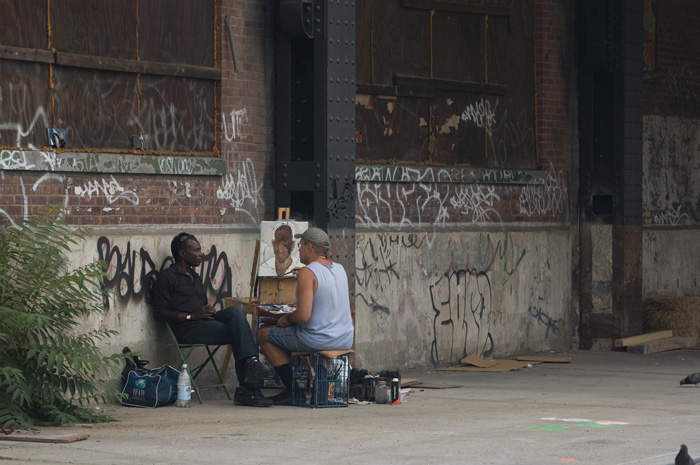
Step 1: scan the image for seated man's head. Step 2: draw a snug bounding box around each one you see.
[272,224,294,262]
[171,232,202,267]
[294,227,330,264]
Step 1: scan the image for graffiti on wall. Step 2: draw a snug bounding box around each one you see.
[450,184,502,223]
[97,236,161,308]
[518,162,566,217]
[427,233,526,363]
[328,180,355,221]
[652,202,692,225]
[97,237,233,310]
[356,163,563,248]
[429,268,495,364]
[0,153,264,226]
[355,164,540,185]
[75,176,140,205]
[356,231,539,365]
[1,149,37,170]
[527,289,560,338]
[358,94,536,166]
[461,98,497,136]
[643,116,700,225]
[217,158,264,221]
[222,108,248,142]
[356,181,505,247]
[0,82,51,148]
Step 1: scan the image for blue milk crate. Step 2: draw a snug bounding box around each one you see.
[291,352,350,408]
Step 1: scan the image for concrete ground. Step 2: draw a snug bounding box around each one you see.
[2,349,700,465]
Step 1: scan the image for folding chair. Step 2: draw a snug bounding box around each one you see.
[165,323,231,404]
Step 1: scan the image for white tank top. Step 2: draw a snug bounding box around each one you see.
[296,261,354,349]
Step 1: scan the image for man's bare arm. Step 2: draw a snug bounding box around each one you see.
[278,267,315,327]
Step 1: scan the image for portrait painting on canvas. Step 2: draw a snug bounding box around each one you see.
[258,220,308,277]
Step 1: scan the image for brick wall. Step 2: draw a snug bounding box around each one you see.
[644,0,700,117]
[355,1,577,228]
[533,0,578,223]
[0,0,274,228]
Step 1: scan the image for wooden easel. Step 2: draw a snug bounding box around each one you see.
[220,207,290,380]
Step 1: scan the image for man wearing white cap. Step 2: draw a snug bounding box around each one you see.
[257,227,354,405]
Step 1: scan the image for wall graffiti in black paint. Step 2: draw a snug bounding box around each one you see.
[356,233,423,294]
[97,237,232,310]
[97,236,161,308]
[429,268,495,365]
[328,179,356,221]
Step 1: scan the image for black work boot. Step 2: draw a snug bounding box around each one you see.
[233,386,272,407]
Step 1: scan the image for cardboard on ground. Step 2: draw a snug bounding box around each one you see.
[439,354,535,372]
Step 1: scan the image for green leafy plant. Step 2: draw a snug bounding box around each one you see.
[0,207,125,429]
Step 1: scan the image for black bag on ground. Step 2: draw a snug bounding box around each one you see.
[121,365,180,408]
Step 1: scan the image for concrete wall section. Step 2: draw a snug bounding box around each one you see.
[643,229,700,298]
[68,229,258,375]
[354,228,572,370]
[642,115,700,299]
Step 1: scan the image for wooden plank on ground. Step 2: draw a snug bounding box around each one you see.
[634,336,697,355]
[614,330,673,348]
[0,433,89,443]
[515,355,572,363]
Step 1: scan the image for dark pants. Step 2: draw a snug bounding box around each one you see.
[177,306,257,385]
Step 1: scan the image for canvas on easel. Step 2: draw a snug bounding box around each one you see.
[258,220,308,278]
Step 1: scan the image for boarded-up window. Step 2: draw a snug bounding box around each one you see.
[0,0,217,154]
[356,0,536,169]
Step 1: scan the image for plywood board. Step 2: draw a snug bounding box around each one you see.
[0,433,89,443]
[633,336,697,355]
[614,330,673,347]
[515,355,572,363]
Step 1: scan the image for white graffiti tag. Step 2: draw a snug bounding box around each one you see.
[653,203,692,225]
[74,176,139,205]
[222,108,248,142]
[450,185,502,223]
[461,98,497,136]
[518,162,566,217]
[216,158,263,222]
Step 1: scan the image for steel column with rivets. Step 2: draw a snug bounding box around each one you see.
[275,0,357,319]
[578,0,643,348]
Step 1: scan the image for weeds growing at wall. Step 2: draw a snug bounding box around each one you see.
[0,207,125,429]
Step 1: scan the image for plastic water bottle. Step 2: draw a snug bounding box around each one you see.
[375,380,388,404]
[176,364,191,408]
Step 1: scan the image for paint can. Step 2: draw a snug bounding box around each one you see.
[390,377,400,405]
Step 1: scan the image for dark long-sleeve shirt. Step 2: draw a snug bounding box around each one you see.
[151,264,207,337]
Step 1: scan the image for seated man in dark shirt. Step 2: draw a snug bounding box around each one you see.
[152,232,272,407]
